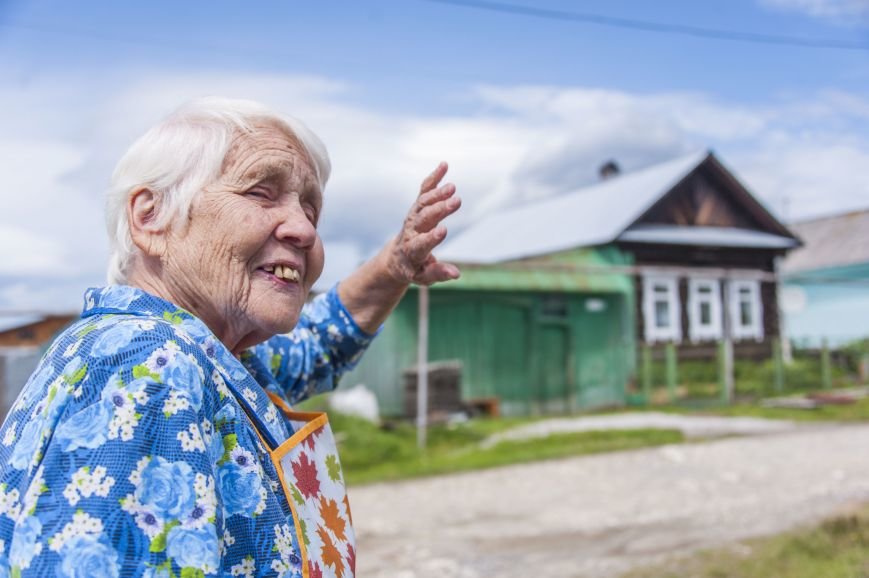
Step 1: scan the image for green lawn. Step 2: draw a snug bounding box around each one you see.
[305,387,869,486]
[323,410,682,485]
[624,504,869,578]
[653,394,869,423]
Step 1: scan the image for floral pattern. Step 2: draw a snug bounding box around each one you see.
[0,284,373,576]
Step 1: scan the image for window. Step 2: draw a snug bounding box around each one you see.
[728,279,764,341]
[541,295,568,319]
[642,275,681,343]
[688,278,722,342]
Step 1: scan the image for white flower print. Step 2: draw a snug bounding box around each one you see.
[128,457,151,486]
[327,323,343,343]
[143,341,182,376]
[48,510,103,552]
[182,473,217,530]
[0,485,21,520]
[242,387,258,409]
[212,370,231,399]
[63,338,83,358]
[254,487,268,516]
[3,422,16,446]
[264,404,278,425]
[62,466,115,507]
[270,523,303,577]
[162,392,191,416]
[21,466,46,517]
[120,494,165,539]
[229,446,257,473]
[231,556,256,577]
[177,423,206,452]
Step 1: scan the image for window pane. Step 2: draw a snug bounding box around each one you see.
[740,301,752,326]
[700,302,711,325]
[655,301,670,328]
[698,285,712,295]
[542,296,567,318]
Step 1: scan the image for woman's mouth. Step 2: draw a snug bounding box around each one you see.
[260,264,301,283]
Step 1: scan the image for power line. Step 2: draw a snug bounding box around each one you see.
[423,0,869,52]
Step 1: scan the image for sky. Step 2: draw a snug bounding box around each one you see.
[1,0,868,313]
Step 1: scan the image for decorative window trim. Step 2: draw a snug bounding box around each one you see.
[688,278,722,342]
[728,279,764,341]
[642,274,682,343]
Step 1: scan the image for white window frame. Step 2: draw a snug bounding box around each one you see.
[642,274,682,343]
[688,278,722,342]
[728,279,764,341]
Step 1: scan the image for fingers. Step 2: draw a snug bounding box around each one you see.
[418,162,448,196]
[406,225,448,264]
[414,195,462,233]
[415,261,461,286]
[416,182,456,211]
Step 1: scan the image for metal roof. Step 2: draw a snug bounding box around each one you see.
[782,209,869,274]
[437,150,709,264]
[618,225,799,249]
[0,314,44,334]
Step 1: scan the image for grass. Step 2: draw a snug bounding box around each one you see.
[624,504,869,578]
[321,410,683,485]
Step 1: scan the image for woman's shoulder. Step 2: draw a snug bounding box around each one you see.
[8,314,221,425]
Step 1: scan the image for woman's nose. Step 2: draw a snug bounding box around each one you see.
[275,203,317,249]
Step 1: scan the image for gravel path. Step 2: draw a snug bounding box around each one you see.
[480,412,799,448]
[349,422,869,578]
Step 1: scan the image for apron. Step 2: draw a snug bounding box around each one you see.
[222,371,356,578]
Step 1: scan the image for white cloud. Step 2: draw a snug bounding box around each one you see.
[0,70,867,312]
[759,0,869,21]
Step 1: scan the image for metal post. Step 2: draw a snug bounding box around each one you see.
[773,338,785,393]
[416,286,429,450]
[665,342,678,404]
[721,278,734,404]
[821,338,832,389]
[641,345,652,406]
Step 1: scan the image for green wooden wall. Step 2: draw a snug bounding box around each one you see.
[339,246,637,417]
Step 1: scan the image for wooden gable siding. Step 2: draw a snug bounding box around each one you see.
[0,316,77,348]
[636,166,766,231]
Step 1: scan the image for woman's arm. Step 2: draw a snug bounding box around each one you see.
[338,161,461,333]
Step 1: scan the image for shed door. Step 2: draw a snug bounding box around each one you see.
[538,323,570,413]
[576,295,625,408]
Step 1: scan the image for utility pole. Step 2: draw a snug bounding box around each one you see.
[416,286,429,450]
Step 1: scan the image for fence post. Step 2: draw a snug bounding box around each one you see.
[665,343,678,404]
[773,338,785,394]
[641,345,653,406]
[718,340,731,404]
[821,338,832,389]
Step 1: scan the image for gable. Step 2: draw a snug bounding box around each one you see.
[636,169,764,230]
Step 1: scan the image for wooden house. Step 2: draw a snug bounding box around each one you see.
[781,209,869,345]
[341,151,800,416]
[0,313,77,420]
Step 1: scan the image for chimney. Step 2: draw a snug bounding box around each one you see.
[599,160,621,180]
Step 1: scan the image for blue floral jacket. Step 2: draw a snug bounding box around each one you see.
[0,285,374,578]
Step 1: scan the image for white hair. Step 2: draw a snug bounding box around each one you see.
[105,96,331,284]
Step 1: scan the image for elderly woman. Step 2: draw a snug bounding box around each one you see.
[0,98,460,577]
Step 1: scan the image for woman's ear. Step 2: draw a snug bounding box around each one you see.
[127,188,166,257]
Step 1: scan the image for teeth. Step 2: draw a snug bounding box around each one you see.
[263,265,275,273]
[271,265,300,282]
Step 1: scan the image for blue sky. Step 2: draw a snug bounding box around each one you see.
[1,0,868,312]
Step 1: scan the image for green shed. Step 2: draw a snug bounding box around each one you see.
[340,246,636,417]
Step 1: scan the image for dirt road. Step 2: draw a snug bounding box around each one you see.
[349,423,869,577]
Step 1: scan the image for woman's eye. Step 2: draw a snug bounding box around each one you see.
[245,189,270,200]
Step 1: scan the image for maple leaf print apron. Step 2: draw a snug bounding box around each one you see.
[226,377,356,578]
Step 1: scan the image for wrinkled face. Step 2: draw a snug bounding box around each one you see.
[162,124,324,351]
